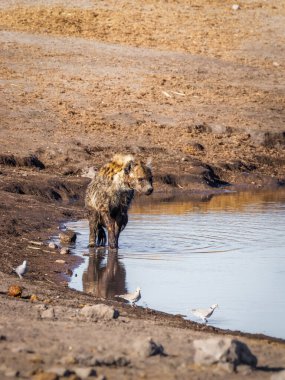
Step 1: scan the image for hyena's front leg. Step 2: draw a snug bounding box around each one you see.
[88,211,99,247]
[114,212,128,247]
[101,212,117,249]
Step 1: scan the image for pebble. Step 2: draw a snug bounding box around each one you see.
[97,375,107,380]
[30,294,39,302]
[74,368,97,378]
[32,373,59,380]
[55,259,66,264]
[4,369,20,377]
[11,346,34,354]
[7,284,22,297]
[40,307,55,320]
[29,354,44,364]
[232,4,240,10]
[60,247,70,255]
[193,338,257,370]
[58,355,78,365]
[59,230,77,244]
[131,338,165,358]
[46,367,74,377]
[81,166,97,179]
[237,364,253,375]
[80,304,119,320]
[48,242,58,249]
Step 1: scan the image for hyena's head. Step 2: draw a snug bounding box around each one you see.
[124,157,153,195]
[101,154,153,195]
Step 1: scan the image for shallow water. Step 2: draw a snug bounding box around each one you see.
[64,190,285,339]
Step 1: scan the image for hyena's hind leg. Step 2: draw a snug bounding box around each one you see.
[97,225,107,246]
[87,211,100,247]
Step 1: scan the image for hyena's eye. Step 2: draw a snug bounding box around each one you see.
[138,178,144,183]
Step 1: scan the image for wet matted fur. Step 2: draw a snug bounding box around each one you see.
[85,154,153,249]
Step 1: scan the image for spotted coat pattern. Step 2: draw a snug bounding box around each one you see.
[85,154,153,249]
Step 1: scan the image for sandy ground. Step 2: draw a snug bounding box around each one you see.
[1,0,285,379]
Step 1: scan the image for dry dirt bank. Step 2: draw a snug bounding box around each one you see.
[1,270,285,380]
[0,0,284,189]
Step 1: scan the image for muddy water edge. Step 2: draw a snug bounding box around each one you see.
[52,189,285,341]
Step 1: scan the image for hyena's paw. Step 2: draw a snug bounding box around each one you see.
[88,241,96,248]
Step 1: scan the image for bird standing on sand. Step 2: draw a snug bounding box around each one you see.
[191,304,219,323]
[13,260,28,279]
[115,287,141,307]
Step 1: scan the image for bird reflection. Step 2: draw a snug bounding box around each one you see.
[82,248,127,299]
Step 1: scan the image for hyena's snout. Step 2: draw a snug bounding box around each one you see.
[137,180,153,195]
[145,186,153,195]
[139,182,153,195]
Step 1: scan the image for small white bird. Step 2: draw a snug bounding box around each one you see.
[115,287,141,307]
[191,304,219,323]
[13,260,28,279]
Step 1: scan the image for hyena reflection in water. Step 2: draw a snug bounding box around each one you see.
[85,154,153,249]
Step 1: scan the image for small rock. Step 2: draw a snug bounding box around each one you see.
[211,124,232,135]
[74,367,97,378]
[30,294,39,302]
[66,375,81,380]
[60,247,70,255]
[273,62,280,67]
[271,370,285,380]
[59,230,77,244]
[4,369,20,377]
[132,338,165,358]
[29,354,44,364]
[58,355,78,365]
[193,338,257,370]
[32,372,58,380]
[46,367,74,377]
[80,304,119,320]
[216,362,235,373]
[232,4,240,10]
[8,285,22,297]
[237,364,253,375]
[0,335,6,341]
[81,166,97,179]
[43,298,53,304]
[97,376,107,380]
[11,346,34,354]
[55,259,66,264]
[48,242,58,249]
[184,142,204,155]
[41,307,55,320]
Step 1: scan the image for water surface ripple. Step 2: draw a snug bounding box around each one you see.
[64,190,285,339]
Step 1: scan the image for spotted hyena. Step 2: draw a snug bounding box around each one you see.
[85,154,153,249]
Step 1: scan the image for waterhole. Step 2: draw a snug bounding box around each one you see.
[62,190,285,339]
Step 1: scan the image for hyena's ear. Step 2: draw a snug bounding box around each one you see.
[124,160,135,175]
[146,157,152,169]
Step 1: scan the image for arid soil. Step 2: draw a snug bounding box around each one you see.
[0,0,285,379]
